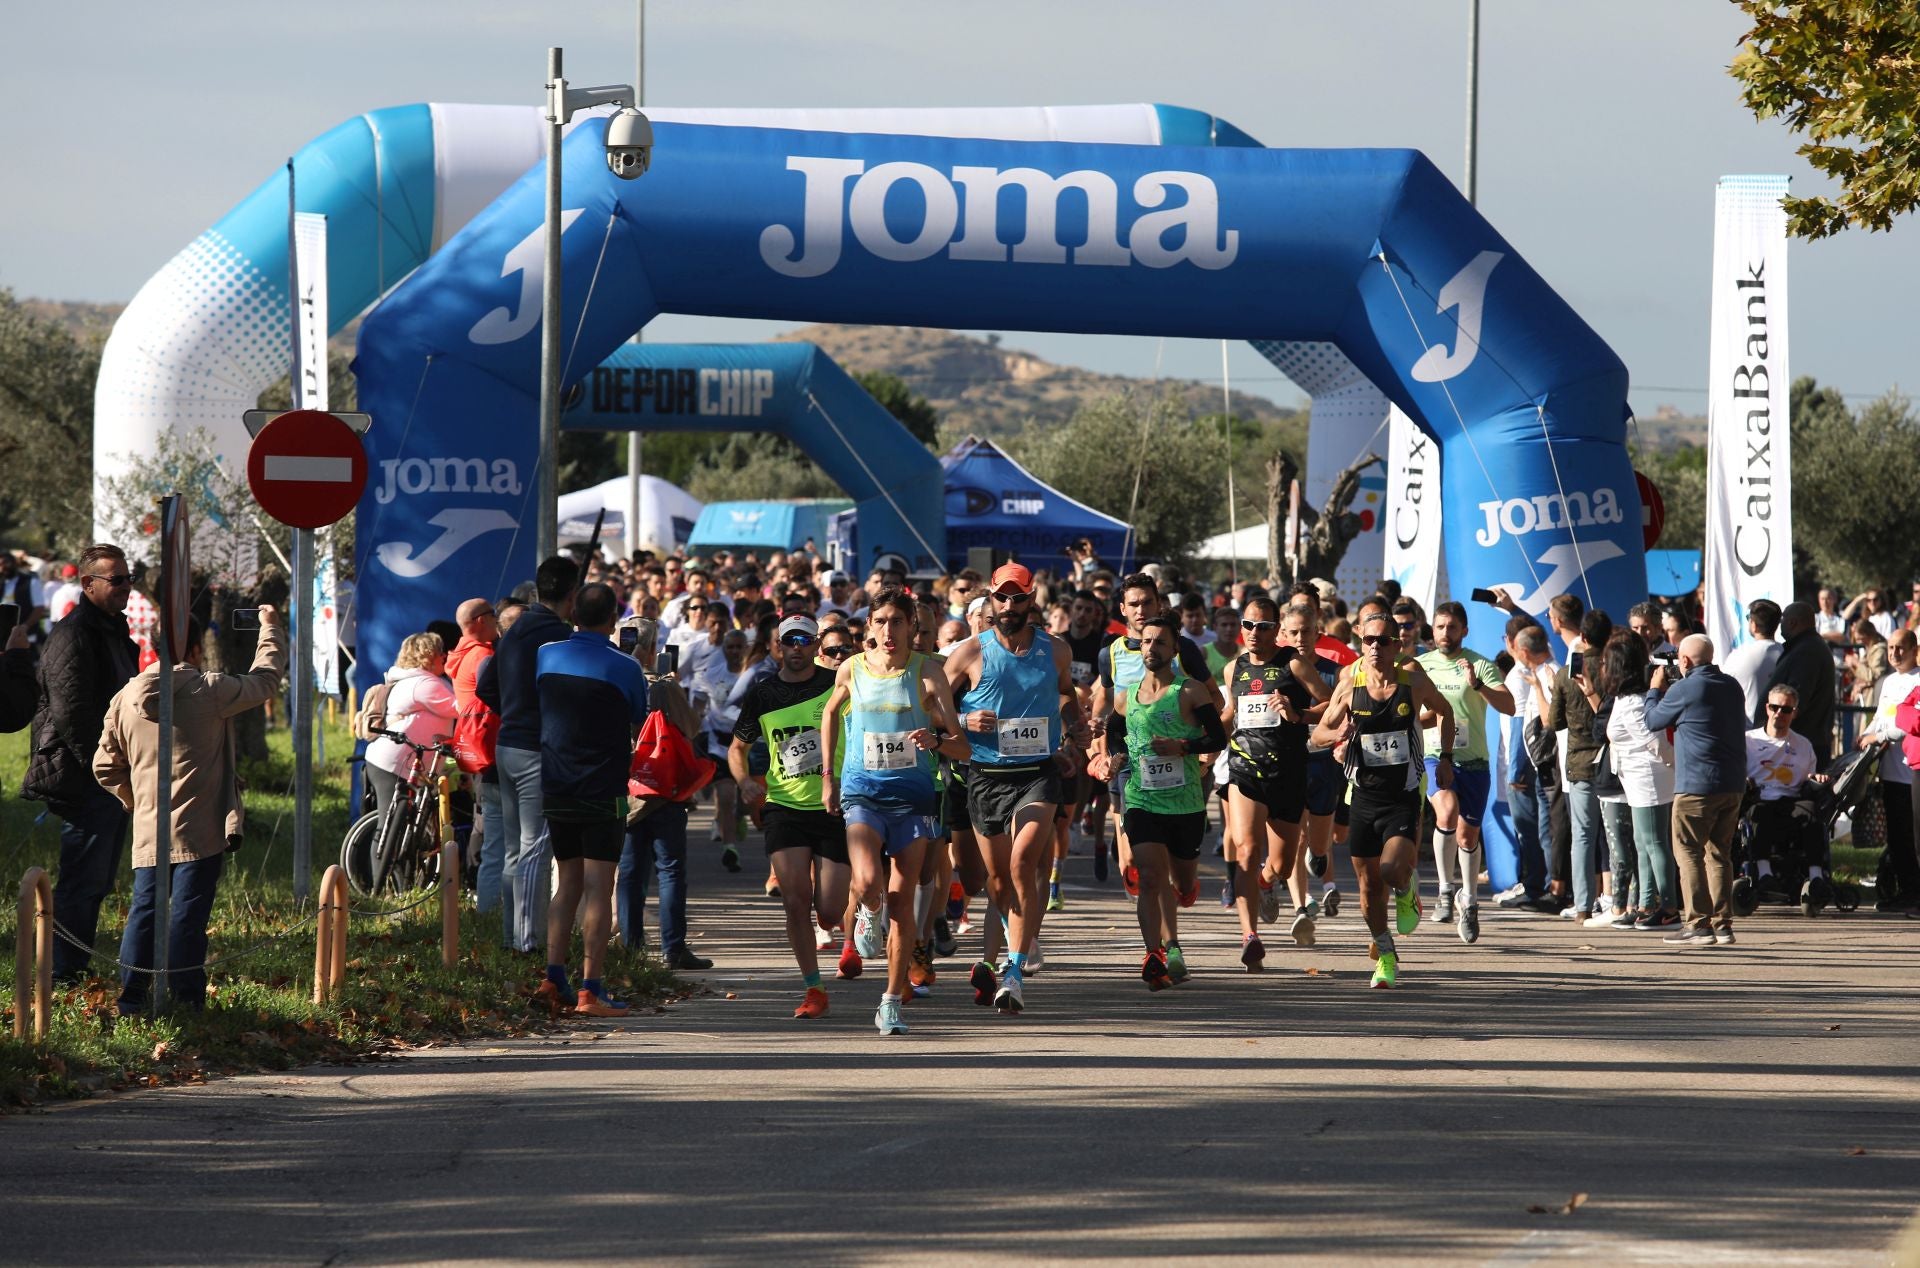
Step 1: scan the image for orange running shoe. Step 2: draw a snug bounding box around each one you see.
[1141,949,1172,991]
[576,987,630,1018]
[533,979,572,1015]
[1177,883,1199,908]
[1123,865,1140,898]
[908,942,937,989]
[793,986,830,1019]
[837,942,864,980]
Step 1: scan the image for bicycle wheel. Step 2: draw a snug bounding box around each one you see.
[369,795,412,895]
[340,811,383,896]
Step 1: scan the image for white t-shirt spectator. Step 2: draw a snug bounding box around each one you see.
[1723,637,1783,721]
[1869,668,1920,785]
[1605,692,1675,807]
[1870,611,1896,639]
[48,580,83,622]
[1744,726,1816,802]
[697,659,743,738]
[365,667,457,779]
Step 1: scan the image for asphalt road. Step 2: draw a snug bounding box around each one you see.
[6,818,1919,1266]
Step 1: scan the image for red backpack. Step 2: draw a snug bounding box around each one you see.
[451,696,501,775]
[628,708,716,802]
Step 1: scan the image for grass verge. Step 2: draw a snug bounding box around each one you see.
[0,717,681,1108]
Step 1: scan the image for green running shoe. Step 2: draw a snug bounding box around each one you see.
[1166,943,1190,985]
[1394,887,1422,935]
[1046,885,1064,913]
[1371,951,1398,989]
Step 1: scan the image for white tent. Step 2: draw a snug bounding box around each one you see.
[557,475,704,557]
[1193,522,1271,561]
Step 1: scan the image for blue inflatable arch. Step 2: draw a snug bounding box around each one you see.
[563,342,945,571]
[353,120,1643,687]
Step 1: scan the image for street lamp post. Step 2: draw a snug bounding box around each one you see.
[535,48,649,563]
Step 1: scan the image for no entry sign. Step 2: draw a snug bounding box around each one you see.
[246,409,368,528]
[1635,470,1665,550]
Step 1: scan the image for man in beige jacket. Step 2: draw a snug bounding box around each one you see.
[95,605,285,1013]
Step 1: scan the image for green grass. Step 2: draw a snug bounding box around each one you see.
[0,713,679,1107]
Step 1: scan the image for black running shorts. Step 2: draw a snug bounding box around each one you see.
[1226,756,1307,825]
[966,763,1063,837]
[548,817,623,864]
[1345,788,1422,860]
[1122,808,1206,861]
[763,805,850,864]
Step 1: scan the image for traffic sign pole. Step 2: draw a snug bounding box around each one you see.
[292,526,313,901]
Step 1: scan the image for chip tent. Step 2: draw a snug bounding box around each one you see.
[830,435,1132,574]
[556,474,703,557]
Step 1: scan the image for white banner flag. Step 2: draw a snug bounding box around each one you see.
[293,212,341,695]
[1704,175,1791,649]
[1383,406,1443,613]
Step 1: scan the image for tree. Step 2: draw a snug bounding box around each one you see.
[851,371,940,447]
[1012,394,1231,562]
[1629,439,1707,558]
[684,432,846,503]
[0,289,100,549]
[1789,375,1920,592]
[1731,2,1920,238]
[1264,448,1385,589]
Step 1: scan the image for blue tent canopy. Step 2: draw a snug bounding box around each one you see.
[938,436,1132,572]
[1646,549,1702,597]
[688,499,853,555]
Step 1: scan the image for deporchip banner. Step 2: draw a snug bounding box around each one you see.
[1383,405,1442,612]
[293,212,342,696]
[1704,175,1791,649]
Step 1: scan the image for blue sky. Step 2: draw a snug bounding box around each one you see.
[4,1,1910,414]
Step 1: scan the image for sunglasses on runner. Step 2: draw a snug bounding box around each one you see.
[1241,620,1277,633]
[991,590,1033,604]
[780,632,816,648]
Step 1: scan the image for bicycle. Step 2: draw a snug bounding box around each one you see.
[340,730,455,896]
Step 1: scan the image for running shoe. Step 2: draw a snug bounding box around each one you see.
[814,920,835,952]
[1801,876,1833,917]
[765,878,782,899]
[946,881,967,921]
[1432,888,1457,924]
[1219,876,1235,908]
[794,986,830,1019]
[1713,928,1737,945]
[1636,909,1680,930]
[1166,943,1190,985]
[1141,949,1172,991]
[1123,865,1140,898]
[1458,903,1480,944]
[1047,885,1065,913]
[1611,909,1643,930]
[1093,844,1110,883]
[854,905,883,959]
[1240,934,1266,973]
[1321,884,1342,917]
[994,975,1025,1014]
[1583,909,1618,929]
[1495,885,1532,909]
[1662,927,1714,946]
[1027,937,1045,975]
[533,979,572,1015]
[1259,880,1282,926]
[1394,887,1422,935]
[874,997,908,1036]
[908,982,930,1000]
[576,987,630,1018]
[932,916,958,959]
[1308,850,1329,880]
[720,844,741,874]
[1289,908,1317,948]
[956,913,974,937]
[837,943,864,980]
[1370,951,1398,989]
[970,960,997,1007]
[909,942,937,989]
[1177,883,1199,909]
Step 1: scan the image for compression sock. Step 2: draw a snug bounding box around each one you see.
[803,970,823,989]
[915,880,940,937]
[546,963,571,992]
[1458,836,1479,895]
[1434,828,1459,894]
[1006,951,1027,981]
[1373,927,1397,956]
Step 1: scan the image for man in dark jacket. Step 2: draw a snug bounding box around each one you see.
[476,555,577,954]
[1644,635,1750,947]
[21,544,140,981]
[1,618,35,732]
[1767,601,1836,767]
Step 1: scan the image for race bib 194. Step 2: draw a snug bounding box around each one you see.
[1358,730,1410,767]
[997,716,1049,758]
[779,729,823,778]
[863,729,916,771]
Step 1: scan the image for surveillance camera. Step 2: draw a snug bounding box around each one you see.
[605,107,653,180]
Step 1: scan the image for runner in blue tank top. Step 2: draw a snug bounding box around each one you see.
[942,562,1089,1016]
[820,588,970,1037]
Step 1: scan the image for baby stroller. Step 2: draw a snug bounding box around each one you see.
[1730,743,1879,918]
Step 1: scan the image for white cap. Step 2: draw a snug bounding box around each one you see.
[777,615,819,641]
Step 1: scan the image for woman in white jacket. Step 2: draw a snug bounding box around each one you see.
[1598,632,1679,928]
[365,632,457,820]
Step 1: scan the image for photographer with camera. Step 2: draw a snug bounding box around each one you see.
[94,605,285,1013]
[1643,634,1749,946]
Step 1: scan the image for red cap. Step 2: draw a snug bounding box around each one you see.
[989,562,1033,595]
[61,564,78,578]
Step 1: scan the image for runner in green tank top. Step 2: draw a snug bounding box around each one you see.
[1093,618,1228,990]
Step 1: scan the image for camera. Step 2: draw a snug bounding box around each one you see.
[231,608,263,632]
[605,107,654,180]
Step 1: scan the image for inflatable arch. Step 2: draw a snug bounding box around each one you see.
[562,341,946,570]
[350,119,1642,689]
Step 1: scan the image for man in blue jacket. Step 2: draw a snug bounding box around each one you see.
[477,556,578,953]
[1643,634,1749,946]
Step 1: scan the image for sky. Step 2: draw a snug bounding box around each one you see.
[4,0,1911,416]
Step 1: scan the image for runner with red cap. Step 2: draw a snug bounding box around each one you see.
[943,561,1089,1015]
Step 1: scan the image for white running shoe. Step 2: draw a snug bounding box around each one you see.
[994,975,1025,1014]
[1289,908,1317,948]
[813,921,835,951]
[1026,937,1045,975]
[1259,883,1282,925]
[874,997,908,1036]
[854,905,883,959]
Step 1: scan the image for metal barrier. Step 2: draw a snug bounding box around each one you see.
[438,775,459,970]
[313,864,349,1005]
[13,867,53,1042]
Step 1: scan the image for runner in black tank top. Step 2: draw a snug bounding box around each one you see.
[1312,611,1456,991]
[1220,596,1328,968]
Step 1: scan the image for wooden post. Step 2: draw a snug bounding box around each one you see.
[13,867,53,1042]
[439,775,459,970]
[312,865,349,1004]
